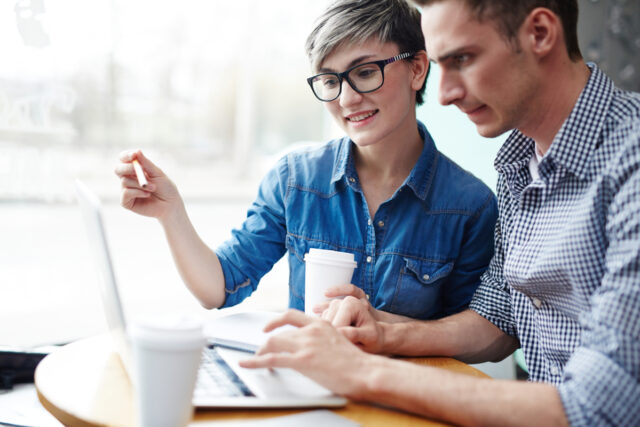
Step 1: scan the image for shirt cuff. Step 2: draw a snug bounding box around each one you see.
[558,347,640,426]
[468,282,518,337]
[215,247,256,308]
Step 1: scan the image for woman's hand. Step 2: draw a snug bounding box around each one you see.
[312,284,380,318]
[114,150,182,222]
[316,284,371,321]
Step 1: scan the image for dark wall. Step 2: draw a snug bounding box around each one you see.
[578,0,640,92]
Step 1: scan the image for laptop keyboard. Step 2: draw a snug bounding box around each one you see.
[194,346,255,399]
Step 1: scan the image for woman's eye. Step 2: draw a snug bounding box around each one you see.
[354,67,378,79]
[322,78,339,88]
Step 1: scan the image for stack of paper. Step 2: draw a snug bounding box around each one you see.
[204,311,293,353]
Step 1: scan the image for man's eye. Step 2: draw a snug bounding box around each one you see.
[454,54,470,66]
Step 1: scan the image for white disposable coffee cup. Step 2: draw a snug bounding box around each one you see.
[304,248,357,315]
[129,314,204,427]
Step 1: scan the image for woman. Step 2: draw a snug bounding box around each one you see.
[115,0,497,321]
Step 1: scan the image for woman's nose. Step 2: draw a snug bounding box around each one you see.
[339,79,363,108]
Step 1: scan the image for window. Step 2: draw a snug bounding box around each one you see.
[1,0,333,347]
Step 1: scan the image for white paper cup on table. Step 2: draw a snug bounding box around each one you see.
[304,248,357,315]
[129,314,204,427]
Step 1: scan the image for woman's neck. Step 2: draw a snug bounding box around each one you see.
[353,122,423,183]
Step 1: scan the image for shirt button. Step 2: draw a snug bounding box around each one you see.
[365,294,370,300]
[550,365,559,376]
[532,297,542,309]
[423,274,430,281]
[349,177,356,183]
[377,220,385,227]
[366,256,372,263]
[367,219,372,226]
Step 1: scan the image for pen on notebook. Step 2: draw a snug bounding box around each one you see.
[132,159,148,188]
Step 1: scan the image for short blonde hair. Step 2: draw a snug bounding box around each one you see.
[305,0,428,105]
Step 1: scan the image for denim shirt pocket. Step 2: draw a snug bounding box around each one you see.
[390,258,454,319]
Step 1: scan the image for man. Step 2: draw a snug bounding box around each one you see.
[240,1,640,425]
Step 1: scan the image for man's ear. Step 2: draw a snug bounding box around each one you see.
[521,7,560,59]
[410,50,430,91]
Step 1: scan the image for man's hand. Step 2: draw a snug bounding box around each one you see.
[319,296,387,354]
[240,311,567,427]
[238,309,374,399]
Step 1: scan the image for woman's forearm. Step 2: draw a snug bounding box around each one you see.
[160,201,226,309]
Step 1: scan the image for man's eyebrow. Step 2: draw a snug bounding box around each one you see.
[318,54,377,73]
[433,46,471,64]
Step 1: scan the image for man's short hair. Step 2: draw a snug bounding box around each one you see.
[412,0,582,61]
[305,0,428,105]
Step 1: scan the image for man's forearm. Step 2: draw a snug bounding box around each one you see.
[374,309,412,323]
[356,354,568,427]
[380,310,519,363]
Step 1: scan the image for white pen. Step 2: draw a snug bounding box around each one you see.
[132,159,148,188]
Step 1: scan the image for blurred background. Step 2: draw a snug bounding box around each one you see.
[1,0,638,381]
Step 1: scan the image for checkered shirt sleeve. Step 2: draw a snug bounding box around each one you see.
[558,121,640,426]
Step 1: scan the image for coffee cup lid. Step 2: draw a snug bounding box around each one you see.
[129,314,204,350]
[304,248,357,267]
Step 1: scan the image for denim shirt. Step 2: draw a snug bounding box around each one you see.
[216,121,497,319]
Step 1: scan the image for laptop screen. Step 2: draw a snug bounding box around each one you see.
[75,179,132,377]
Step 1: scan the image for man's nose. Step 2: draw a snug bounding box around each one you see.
[438,70,464,106]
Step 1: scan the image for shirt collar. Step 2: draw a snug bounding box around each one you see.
[331,136,352,184]
[407,121,437,200]
[495,63,614,181]
[331,120,437,201]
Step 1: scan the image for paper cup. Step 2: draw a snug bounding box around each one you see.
[129,315,204,427]
[304,249,357,315]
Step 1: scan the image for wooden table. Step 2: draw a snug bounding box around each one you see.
[35,334,488,426]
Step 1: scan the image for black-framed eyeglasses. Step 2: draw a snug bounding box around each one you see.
[307,52,415,102]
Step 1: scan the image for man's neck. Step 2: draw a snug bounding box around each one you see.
[525,59,591,155]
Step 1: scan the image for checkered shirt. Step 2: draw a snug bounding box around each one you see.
[469,63,640,426]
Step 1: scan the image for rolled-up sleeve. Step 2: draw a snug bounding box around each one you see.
[558,143,640,426]
[216,156,290,307]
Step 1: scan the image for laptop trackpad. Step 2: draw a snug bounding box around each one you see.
[216,347,336,399]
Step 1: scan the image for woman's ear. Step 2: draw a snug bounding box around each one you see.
[521,7,559,59]
[410,50,429,91]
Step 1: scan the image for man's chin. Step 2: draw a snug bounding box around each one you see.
[474,123,511,139]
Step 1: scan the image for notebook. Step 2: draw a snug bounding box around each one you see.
[204,310,293,353]
[74,180,347,409]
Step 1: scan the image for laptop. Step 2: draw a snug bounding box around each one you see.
[74,179,347,408]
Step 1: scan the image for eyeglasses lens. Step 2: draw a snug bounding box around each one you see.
[311,63,383,101]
